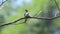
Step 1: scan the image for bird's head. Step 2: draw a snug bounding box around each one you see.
[25,10,28,12]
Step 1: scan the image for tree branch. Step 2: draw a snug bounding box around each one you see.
[0,18,24,27]
[50,15,60,20]
[0,17,51,27]
[0,16,60,27]
[0,0,8,6]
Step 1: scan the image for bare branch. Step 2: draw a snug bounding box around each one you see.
[0,17,50,27]
[0,18,24,27]
[29,16,60,20]
[0,0,8,6]
[50,16,60,20]
[0,15,60,27]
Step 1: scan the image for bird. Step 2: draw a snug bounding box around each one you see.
[24,10,30,23]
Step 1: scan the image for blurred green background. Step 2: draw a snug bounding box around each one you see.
[0,0,60,34]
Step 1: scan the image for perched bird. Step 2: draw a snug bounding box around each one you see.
[24,10,30,23]
[24,10,30,18]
